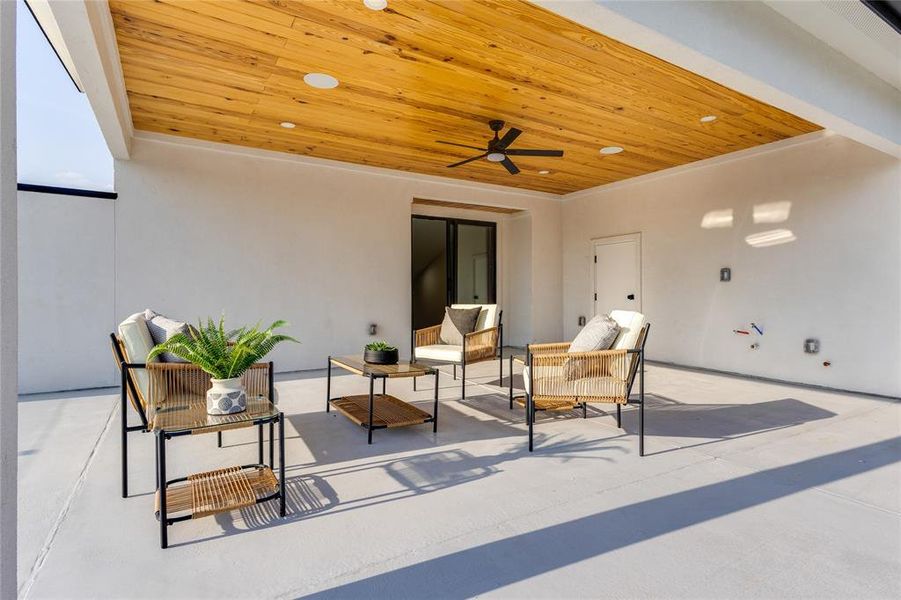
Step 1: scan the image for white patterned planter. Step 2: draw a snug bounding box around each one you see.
[207,377,247,415]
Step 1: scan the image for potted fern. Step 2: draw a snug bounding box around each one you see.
[364,341,398,365]
[148,317,297,415]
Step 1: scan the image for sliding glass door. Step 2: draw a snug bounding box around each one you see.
[411,216,496,330]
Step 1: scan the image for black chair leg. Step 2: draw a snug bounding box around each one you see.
[217,431,222,448]
[582,402,587,419]
[527,393,533,452]
[616,404,622,428]
[639,400,644,456]
[453,364,457,380]
[461,361,466,400]
[639,350,645,457]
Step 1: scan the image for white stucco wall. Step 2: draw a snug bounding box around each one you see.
[562,134,901,396]
[17,191,116,393]
[112,135,563,374]
[19,132,899,397]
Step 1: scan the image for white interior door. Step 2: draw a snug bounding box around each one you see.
[593,234,641,316]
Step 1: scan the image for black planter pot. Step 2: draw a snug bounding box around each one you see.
[364,348,399,365]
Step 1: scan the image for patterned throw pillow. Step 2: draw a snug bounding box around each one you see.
[564,314,621,380]
[439,307,482,346]
[144,309,193,363]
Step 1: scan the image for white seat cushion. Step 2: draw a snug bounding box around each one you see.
[414,344,463,363]
[117,311,159,401]
[609,310,646,351]
[450,304,498,332]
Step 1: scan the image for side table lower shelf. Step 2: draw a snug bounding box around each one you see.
[155,465,280,521]
[330,394,434,429]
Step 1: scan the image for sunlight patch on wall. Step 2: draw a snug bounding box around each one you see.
[701,209,734,229]
[753,201,792,224]
[745,229,797,248]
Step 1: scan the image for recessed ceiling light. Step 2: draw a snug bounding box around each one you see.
[700,115,717,123]
[538,170,550,175]
[303,72,339,89]
[599,146,623,155]
[363,0,388,9]
[279,121,296,129]
[487,152,506,162]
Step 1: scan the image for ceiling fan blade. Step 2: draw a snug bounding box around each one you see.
[447,153,488,168]
[437,140,486,151]
[500,157,520,175]
[504,149,564,157]
[495,127,522,150]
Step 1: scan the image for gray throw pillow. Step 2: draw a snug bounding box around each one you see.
[144,309,192,363]
[439,307,482,346]
[569,314,620,353]
[564,314,620,380]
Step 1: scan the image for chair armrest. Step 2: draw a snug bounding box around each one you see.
[527,342,570,355]
[464,326,499,362]
[414,324,441,348]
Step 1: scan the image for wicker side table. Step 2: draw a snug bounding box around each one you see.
[152,394,285,549]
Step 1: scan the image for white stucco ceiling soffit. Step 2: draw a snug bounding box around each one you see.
[36,0,132,159]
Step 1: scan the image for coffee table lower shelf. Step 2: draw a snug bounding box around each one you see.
[330,394,433,429]
[155,464,280,522]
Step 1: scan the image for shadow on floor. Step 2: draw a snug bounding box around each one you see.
[287,393,529,467]
[460,392,837,456]
[180,432,629,547]
[619,395,836,455]
[299,436,900,599]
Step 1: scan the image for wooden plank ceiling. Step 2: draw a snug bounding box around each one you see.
[109,0,821,195]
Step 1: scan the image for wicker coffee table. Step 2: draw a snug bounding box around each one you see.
[327,355,439,444]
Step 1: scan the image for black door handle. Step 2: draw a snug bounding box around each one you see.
[627,294,635,300]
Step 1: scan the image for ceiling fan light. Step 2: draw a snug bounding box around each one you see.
[363,0,388,9]
[600,146,624,155]
[487,152,506,162]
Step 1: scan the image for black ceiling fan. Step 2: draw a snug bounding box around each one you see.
[437,120,564,175]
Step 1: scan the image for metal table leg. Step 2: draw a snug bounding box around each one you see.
[269,421,274,468]
[433,369,439,433]
[157,432,168,549]
[258,423,264,465]
[278,414,286,517]
[326,357,332,412]
[367,375,375,444]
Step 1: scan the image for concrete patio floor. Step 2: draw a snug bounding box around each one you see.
[17,358,901,599]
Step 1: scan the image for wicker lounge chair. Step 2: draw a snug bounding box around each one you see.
[412,304,503,399]
[522,310,650,455]
[110,312,275,498]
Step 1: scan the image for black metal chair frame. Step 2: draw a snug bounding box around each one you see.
[412,310,504,400]
[110,333,274,498]
[526,324,650,456]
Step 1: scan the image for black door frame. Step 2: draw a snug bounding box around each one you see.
[411,215,498,328]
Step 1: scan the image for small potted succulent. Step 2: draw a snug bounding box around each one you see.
[363,341,398,365]
[148,317,297,415]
